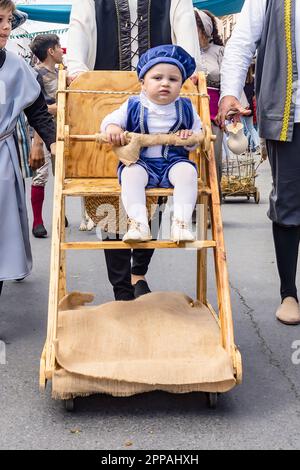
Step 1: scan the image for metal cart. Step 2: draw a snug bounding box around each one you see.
[221,150,263,203]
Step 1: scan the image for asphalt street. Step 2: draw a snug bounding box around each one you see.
[0,160,300,450]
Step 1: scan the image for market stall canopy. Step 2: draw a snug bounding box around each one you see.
[16,1,245,24]
[193,0,244,15]
[16,4,71,24]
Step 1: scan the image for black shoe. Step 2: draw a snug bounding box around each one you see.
[65,216,69,228]
[133,280,151,298]
[114,293,135,301]
[192,208,197,224]
[32,224,47,238]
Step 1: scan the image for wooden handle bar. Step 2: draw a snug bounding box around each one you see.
[67,131,216,147]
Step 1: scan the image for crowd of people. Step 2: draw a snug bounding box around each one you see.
[0,0,300,325]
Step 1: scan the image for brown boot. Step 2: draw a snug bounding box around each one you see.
[276,297,300,325]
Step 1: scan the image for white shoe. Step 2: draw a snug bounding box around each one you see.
[171,219,195,243]
[122,219,152,243]
[86,216,95,231]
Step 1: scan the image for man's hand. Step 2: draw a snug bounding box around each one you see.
[177,129,193,140]
[217,95,251,129]
[106,124,126,146]
[29,143,45,171]
[48,103,57,116]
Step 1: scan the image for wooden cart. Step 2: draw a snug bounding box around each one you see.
[40,70,242,410]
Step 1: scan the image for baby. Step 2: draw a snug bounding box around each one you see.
[101,45,202,243]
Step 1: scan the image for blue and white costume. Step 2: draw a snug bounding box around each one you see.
[101,45,201,234]
[101,92,202,188]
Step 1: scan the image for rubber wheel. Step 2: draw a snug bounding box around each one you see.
[206,392,218,409]
[65,398,75,412]
[254,190,260,204]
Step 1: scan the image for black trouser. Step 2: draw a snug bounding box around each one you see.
[103,200,164,301]
[104,245,155,301]
[0,281,3,296]
[273,222,300,302]
[267,124,300,226]
[267,125,300,302]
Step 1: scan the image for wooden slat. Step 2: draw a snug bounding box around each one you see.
[59,197,67,301]
[197,193,208,303]
[39,344,47,391]
[207,303,221,326]
[61,240,216,250]
[63,178,211,197]
[45,69,67,378]
[198,74,236,361]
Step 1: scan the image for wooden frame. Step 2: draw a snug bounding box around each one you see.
[40,71,242,394]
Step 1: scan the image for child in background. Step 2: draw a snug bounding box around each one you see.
[29,34,64,238]
[101,45,202,243]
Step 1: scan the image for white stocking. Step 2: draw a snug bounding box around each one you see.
[168,162,198,224]
[121,164,149,226]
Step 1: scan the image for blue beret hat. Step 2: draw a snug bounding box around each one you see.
[137,45,196,81]
[12,10,28,31]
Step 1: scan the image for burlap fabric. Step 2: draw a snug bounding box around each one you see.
[52,292,236,399]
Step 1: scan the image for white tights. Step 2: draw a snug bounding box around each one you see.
[121,162,198,226]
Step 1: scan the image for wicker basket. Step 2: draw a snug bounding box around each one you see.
[85,195,159,234]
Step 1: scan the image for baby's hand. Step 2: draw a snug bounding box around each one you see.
[106,125,126,146]
[177,129,193,140]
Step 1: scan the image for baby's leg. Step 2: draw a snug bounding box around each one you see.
[168,162,198,223]
[121,164,149,226]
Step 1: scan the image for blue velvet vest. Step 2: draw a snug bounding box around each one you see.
[126,97,194,159]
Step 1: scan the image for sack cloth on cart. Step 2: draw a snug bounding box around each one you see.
[52,292,236,399]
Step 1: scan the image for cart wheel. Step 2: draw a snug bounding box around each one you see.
[206,392,218,409]
[65,398,75,412]
[254,190,260,204]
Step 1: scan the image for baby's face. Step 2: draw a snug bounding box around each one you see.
[142,63,183,105]
[0,8,13,49]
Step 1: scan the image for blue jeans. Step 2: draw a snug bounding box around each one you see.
[241,116,260,151]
